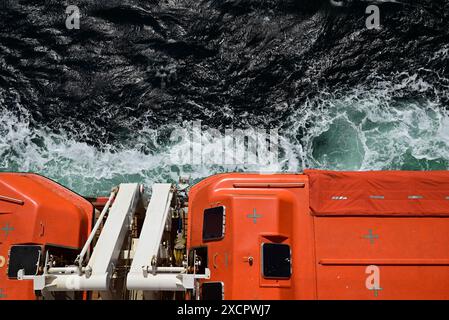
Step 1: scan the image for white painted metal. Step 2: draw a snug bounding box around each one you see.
[19,182,210,296]
[40,274,109,291]
[47,267,83,275]
[126,184,210,292]
[87,183,140,277]
[126,184,173,290]
[127,270,210,291]
[17,271,107,291]
[127,274,183,291]
[154,267,185,273]
[76,188,117,268]
[21,183,142,293]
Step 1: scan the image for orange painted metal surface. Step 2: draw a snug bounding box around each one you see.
[188,173,316,299]
[187,171,449,300]
[0,173,93,300]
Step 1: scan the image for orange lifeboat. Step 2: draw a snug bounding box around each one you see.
[0,173,93,300]
[188,170,449,300]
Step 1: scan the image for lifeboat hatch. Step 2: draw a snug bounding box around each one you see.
[201,282,224,300]
[7,245,42,279]
[261,243,291,279]
[202,206,225,241]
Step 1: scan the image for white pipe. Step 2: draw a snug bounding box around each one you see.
[127,273,184,291]
[155,267,185,273]
[77,188,117,268]
[44,274,109,291]
[47,267,83,275]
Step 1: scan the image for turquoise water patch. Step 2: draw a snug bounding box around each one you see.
[312,117,365,170]
[1,87,449,196]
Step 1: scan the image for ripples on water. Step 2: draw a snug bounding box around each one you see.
[1,0,448,195]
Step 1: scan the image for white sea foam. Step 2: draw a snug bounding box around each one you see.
[1,74,449,195]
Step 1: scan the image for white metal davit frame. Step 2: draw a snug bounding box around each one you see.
[19,183,142,297]
[18,181,209,298]
[127,184,209,292]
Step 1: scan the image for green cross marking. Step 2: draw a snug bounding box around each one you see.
[363,229,379,244]
[369,286,383,297]
[247,208,262,224]
[1,223,14,239]
[0,288,6,299]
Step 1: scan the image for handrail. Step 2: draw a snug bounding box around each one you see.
[76,187,118,268]
[0,195,24,205]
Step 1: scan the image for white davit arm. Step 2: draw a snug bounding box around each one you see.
[20,183,142,296]
[18,181,208,296]
[127,183,209,291]
[127,184,179,290]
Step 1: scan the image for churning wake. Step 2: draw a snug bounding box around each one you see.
[2,73,449,195]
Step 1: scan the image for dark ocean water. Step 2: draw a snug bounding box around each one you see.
[1,0,448,195]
